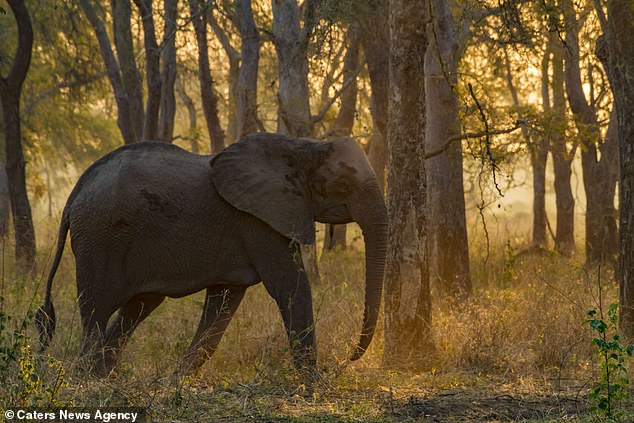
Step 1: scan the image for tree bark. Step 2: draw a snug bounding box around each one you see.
[236,0,260,139]
[176,76,199,153]
[551,32,576,256]
[424,0,471,298]
[0,164,9,238]
[562,0,617,263]
[157,0,178,142]
[208,11,240,143]
[112,0,144,140]
[361,0,389,188]
[532,41,551,248]
[505,44,549,248]
[189,0,225,153]
[272,0,313,137]
[79,0,136,144]
[384,0,434,368]
[134,0,162,140]
[0,0,36,272]
[605,0,634,338]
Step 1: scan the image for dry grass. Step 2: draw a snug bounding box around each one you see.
[1,220,633,422]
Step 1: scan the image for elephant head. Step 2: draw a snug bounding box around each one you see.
[210,133,388,360]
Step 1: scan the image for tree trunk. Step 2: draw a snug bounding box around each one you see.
[226,58,239,143]
[176,77,199,153]
[563,0,617,263]
[531,41,551,248]
[112,0,144,140]
[596,112,619,261]
[505,45,549,248]
[208,11,240,143]
[424,0,471,298]
[0,164,9,238]
[272,0,313,137]
[531,146,549,246]
[158,0,178,142]
[189,0,225,153]
[551,33,576,255]
[384,0,434,368]
[605,0,634,338]
[79,0,136,144]
[134,0,161,140]
[0,0,36,272]
[362,0,389,188]
[323,24,361,254]
[236,0,260,139]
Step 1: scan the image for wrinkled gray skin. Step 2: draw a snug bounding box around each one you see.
[36,133,388,377]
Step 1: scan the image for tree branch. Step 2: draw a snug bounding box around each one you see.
[23,72,107,115]
[208,8,240,62]
[312,66,362,124]
[424,120,524,159]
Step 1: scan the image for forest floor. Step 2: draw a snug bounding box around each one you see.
[1,227,633,422]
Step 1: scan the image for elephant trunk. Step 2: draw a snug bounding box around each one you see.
[350,181,388,361]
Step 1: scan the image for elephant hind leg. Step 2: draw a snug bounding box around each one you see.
[102,294,165,374]
[77,292,119,377]
[181,285,246,375]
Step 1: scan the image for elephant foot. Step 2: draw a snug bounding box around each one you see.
[176,350,207,377]
[75,348,118,378]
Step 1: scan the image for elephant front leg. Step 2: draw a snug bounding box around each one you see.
[263,271,317,373]
[180,285,246,375]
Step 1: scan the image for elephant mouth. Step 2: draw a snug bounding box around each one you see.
[315,204,351,224]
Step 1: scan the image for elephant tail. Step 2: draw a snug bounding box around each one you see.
[35,210,69,352]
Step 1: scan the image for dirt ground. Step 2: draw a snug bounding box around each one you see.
[386,388,587,422]
[159,376,597,422]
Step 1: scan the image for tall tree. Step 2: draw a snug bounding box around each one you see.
[550,31,576,255]
[504,45,549,248]
[190,0,225,153]
[361,0,389,190]
[604,0,634,337]
[112,0,144,140]
[236,0,260,138]
[384,0,434,367]
[271,0,314,137]
[208,7,240,143]
[562,0,618,263]
[208,0,260,142]
[80,0,178,144]
[0,0,36,272]
[134,0,162,140]
[535,42,551,248]
[79,0,137,144]
[424,0,471,297]
[158,0,178,141]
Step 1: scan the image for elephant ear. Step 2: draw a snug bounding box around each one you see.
[210,134,317,244]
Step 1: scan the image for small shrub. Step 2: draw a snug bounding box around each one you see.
[0,302,67,408]
[584,303,634,420]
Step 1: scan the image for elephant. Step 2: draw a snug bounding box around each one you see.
[35,133,388,377]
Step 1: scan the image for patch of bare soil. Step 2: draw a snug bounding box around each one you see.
[385,389,588,422]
